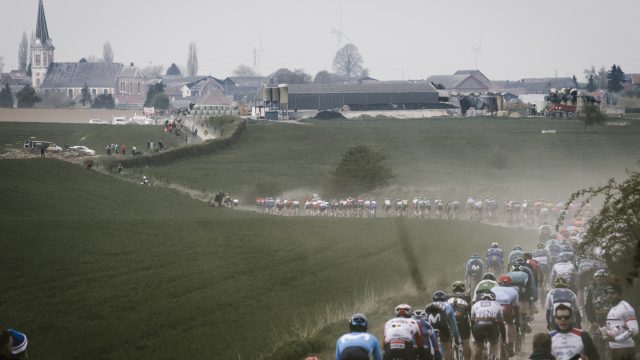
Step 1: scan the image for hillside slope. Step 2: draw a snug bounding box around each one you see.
[0,159,536,359]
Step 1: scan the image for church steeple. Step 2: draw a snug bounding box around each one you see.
[36,0,50,42]
[31,0,55,89]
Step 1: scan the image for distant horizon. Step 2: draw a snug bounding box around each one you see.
[1,0,639,82]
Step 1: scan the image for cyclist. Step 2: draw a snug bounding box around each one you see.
[413,310,442,360]
[585,269,611,330]
[426,291,461,360]
[490,275,520,357]
[465,254,484,293]
[425,290,461,360]
[549,304,599,360]
[472,272,497,302]
[545,240,562,268]
[448,282,472,360]
[470,292,506,360]
[384,304,427,360]
[550,253,578,293]
[336,313,383,360]
[507,264,535,333]
[545,277,581,330]
[508,246,524,268]
[538,222,553,242]
[486,243,504,275]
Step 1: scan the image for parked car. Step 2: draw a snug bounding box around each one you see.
[68,146,96,156]
[131,116,154,125]
[46,144,63,153]
[89,119,109,124]
[112,116,132,125]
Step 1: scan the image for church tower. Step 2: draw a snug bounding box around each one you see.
[30,0,55,89]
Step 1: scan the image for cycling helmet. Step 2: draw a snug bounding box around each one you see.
[511,264,524,272]
[554,277,569,288]
[471,253,480,259]
[491,242,499,248]
[536,243,545,249]
[479,292,496,301]
[498,275,513,286]
[558,253,570,262]
[395,304,413,318]
[513,245,522,250]
[482,272,497,281]
[413,309,425,318]
[523,252,533,260]
[515,257,526,265]
[432,290,448,302]
[594,269,608,279]
[452,281,467,293]
[349,313,368,332]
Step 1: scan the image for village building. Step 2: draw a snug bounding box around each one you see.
[31,0,147,105]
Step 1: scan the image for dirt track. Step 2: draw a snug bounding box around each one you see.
[0,108,142,123]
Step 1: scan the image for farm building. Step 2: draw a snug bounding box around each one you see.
[287,82,439,110]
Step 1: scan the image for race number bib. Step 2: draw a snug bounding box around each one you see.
[390,340,406,349]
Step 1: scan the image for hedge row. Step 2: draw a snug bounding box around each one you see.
[100,118,246,170]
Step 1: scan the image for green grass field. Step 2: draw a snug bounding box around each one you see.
[138,118,640,201]
[0,122,184,154]
[0,159,536,359]
[2,117,639,359]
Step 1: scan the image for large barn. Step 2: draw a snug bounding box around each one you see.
[287,82,439,111]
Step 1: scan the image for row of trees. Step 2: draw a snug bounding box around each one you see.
[0,84,40,108]
[584,64,626,93]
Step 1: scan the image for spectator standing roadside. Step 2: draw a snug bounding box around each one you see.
[529,333,555,360]
[40,146,45,158]
[604,283,638,360]
[121,144,126,156]
[549,304,599,360]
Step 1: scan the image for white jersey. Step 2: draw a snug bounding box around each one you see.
[551,262,576,281]
[550,329,586,360]
[471,301,504,324]
[606,300,639,349]
[384,317,421,343]
[491,286,519,306]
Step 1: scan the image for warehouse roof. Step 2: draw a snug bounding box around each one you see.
[288,82,437,94]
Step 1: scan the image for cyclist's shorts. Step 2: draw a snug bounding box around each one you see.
[457,319,471,340]
[472,322,500,345]
[384,340,413,360]
[341,346,370,360]
[499,304,515,324]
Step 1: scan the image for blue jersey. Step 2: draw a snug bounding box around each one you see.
[429,301,461,344]
[413,316,441,358]
[465,258,484,279]
[336,332,383,360]
[486,248,503,265]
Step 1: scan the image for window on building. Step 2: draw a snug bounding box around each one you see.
[103,89,108,94]
[35,54,41,67]
[92,89,97,96]
[68,89,73,98]
[137,82,141,94]
[120,82,125,92]
[43,54,48,67]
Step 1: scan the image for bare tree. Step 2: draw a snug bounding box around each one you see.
[18,32,29,71]
[0,57,4,74]
[233,65,258,76]
[142,64,164,78]
[103,41,113,64]
[187,42,198,77]
[333,43,364,79]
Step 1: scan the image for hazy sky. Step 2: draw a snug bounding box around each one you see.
[1,0,639,81]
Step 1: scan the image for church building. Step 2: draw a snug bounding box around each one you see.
[32,0,147,102]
